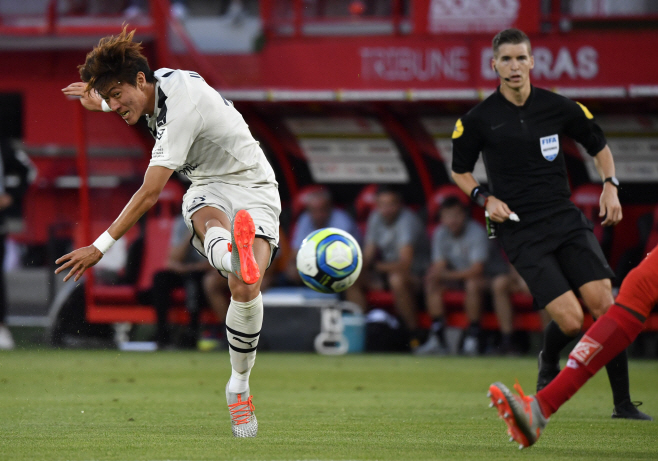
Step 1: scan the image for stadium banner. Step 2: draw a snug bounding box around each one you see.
[578,115,658,183]
[581,138,658,183]
[422,117,489,183]
[212,31,658,91]
[425,0,540,34]
[285,117,386,136]
[298,139,409,183]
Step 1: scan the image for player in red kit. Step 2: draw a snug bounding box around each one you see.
[489,246,657,448]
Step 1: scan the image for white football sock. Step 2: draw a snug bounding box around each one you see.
[204,227,232,272]
[226,293,263,394]
[221,252,232,274]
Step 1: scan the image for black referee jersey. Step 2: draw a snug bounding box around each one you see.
[451,85,607,222]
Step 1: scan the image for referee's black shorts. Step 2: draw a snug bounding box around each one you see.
[500,206,615,310]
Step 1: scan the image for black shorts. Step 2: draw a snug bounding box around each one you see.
[499,206,614,310]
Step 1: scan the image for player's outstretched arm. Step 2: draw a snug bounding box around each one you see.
[55,166,174,282]
[62,82,104,112]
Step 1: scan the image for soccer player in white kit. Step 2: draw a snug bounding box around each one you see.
[56,28,280,438]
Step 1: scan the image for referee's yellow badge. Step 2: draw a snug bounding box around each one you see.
[577,102,594,119]
[452,119,464,139]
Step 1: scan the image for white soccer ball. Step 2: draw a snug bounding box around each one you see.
[296,227,362,293]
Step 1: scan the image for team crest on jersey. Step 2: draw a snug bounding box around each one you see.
[540,134,559,161]
[570,335,602,366]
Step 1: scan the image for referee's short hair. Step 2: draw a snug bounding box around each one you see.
[492,28,532,57]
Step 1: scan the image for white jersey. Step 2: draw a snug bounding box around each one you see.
[146,68,277,188]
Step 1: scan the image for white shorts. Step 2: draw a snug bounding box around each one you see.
[182,182,281,259]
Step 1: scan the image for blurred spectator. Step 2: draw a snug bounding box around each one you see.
[416,196,519,356]
[0,138,34,350]
[197,269,230,351]
[286,187,366,308]
[362,185,429,348]
[222,0,247,24]
[152,216,229,349]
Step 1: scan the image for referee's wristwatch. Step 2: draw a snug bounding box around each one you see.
[603,177,619,189]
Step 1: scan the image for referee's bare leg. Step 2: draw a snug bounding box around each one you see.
[580,278,636,416]
[539,291,583,390]
[542,278,640,417]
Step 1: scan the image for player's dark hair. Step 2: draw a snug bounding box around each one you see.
[492,28,531,56]
[307,187,332,204]
[79,26,155,95]
[440,195,467,213]
[375,184,403,200]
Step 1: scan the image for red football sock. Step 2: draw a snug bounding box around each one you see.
[536,305,644,417]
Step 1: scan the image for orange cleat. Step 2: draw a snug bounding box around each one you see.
[230,210,261,285]
[488,381,548,449]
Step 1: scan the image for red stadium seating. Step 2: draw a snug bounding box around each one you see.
[291,184,327,221]
[86,181,219,325]
[427,184,470,223]
[355,184,377,222]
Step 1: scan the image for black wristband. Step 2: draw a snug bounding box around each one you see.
[470,186,490,208]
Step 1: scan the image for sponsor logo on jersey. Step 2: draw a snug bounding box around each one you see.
[570,335,602,366]
[178,163,200,176]
[452,119,464,139]
[540,134,559,161]
[152,145,165,159]
[577,102,594,119]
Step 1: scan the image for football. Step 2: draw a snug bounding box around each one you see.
[296,227,363,293]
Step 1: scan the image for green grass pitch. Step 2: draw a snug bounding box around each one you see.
[0,350,656,460]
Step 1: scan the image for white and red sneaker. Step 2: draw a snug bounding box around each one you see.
[226,381,258,437]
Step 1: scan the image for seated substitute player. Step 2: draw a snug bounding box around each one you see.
[150,215,230,350]
[416,195,516,356]
[489,246,657,448]
[362,185,430,349]
[450,28,649,420]
[56,27,279,437]
[286,187,366,309]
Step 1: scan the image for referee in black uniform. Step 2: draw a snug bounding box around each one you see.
[451,28,651,420]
